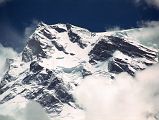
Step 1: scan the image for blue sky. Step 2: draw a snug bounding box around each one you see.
[0,0,159,51]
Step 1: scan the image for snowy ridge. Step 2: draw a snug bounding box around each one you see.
[0,22,158,119]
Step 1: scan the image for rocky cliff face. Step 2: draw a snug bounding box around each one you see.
[0,22,158,119]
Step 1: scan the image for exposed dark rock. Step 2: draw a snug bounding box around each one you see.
[0,94,15,104]
[66,23,87,49]
[108,59,124,74]
[51,26,67,33]
[89,36,157,63]
[51,40,68,54]
[22,69,54,85]
[70,53,75,56]
[40,28,55,39]
[0,86,9,95]
[108,58,136,76]
[55,84,74,103]
[47,77,62,90]
[21,67,74,113]
[0,72,16,91]
[30,61,44,73]
[81,68,92,78]
[22,37,47,62]
[65,23,72,30]
[143,62,153,66]
[89,36,157,76]
[89,38,116,62]
[107,36,157,61]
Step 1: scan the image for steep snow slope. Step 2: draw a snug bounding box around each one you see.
[0,22,158,119]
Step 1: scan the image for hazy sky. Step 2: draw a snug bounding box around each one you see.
[0,0,159,51]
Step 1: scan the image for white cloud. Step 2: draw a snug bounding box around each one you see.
[104,21,159,50]
[136,0,159,9]
[74,64,159,120]
[24,101,50,120]
[126,21,159,49]
[0,100,50,120]
[145,0,159,8]
[0,44,17,80]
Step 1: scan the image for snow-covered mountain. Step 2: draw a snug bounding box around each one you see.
[0,22,158,119]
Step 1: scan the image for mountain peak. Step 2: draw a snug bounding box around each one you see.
[37,21,46,27]
[0,22,158,120]
[22,23,92,62]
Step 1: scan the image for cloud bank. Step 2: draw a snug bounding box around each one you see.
[74,64,159,120]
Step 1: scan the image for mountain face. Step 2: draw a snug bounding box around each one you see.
[0,22,158,119]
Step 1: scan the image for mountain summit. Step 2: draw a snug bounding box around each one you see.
[0,23,158,119]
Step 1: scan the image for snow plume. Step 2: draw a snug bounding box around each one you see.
[0,98,50,120]
[106,26,121,32]
[0,44,17,79]
[24,20,39,40]
[74,64,159,120]
[127,21,159,49]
